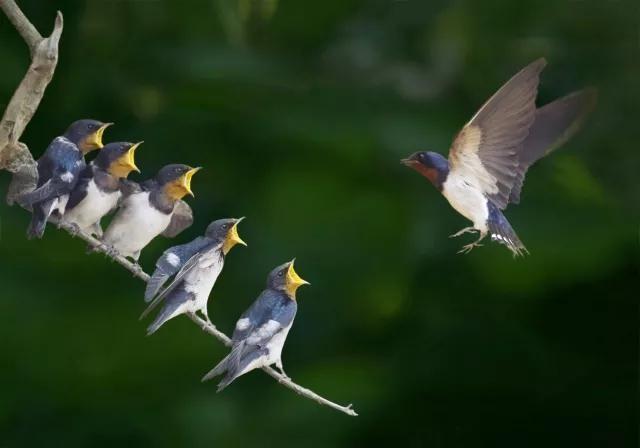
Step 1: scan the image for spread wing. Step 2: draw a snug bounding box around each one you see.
[161,200,193,238]
[448,58,545,209]
[140,239,220,319]
[508,88,597,204]
[143,236,216,301]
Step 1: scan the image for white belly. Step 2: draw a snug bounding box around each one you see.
[64,181,120,231]
[103,192,171,257]
[183,251,224,311]
[442,172,489,231]
[236,323,293,377]
[265,324,292,364]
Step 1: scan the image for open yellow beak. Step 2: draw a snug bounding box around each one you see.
[285,259,310,298]
[124,141,142,173]
[223,217,247,255]
[86,122,113,149]
[181,166,201,197]
[110,141,142,178]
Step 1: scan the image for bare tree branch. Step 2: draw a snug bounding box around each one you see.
[0,1,357,417]
[49,219,358,416]
[0,0,42,55]
[0,0,63,207]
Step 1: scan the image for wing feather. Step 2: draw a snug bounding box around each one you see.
[162,200,193,238]
[449,58,546,209]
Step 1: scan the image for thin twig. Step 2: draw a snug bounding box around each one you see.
[54,220,358,416]
[187,313,358,416]
[1,0,357,417]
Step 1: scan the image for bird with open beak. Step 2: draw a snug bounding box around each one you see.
[202,259,309,391]
[142,218,247,335]
[18,119,112,239]
[62,141,142,237]
[402,58,596,256]
[101,164,201,261]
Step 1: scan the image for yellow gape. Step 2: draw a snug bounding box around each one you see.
[285,260,310,299]
[166,166,202,200]
[81,122,113,153]
[223,218,247,255]
[109,142,142,178]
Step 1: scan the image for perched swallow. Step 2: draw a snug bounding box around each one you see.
[18,119,112,239]
[202,260,309,391]
[402,58,596,256]
[142,218,247,335]
[62,141,142,237]
[101,164,201,261]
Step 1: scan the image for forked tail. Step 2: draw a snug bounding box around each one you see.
[486,202,528,257]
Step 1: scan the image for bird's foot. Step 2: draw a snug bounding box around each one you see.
[96,243,120,259]
[457,242,483,254]
[131,263,144,277]
[66,223,82,238]
[449,227,477,238]
[275,365,290,381]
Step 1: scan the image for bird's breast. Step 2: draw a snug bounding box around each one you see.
[442,173,489,230]
[65,180,120,229]
[103,192,171,255]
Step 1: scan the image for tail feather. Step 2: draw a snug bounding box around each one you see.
[202,354,230,383]
[26,202,53,239]
[487,202,528,257]
[146,303,178,336]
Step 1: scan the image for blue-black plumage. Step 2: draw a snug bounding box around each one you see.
[142,218,246,335]
[202,260,309,391]
[101,164,201,260]
[18,119,112,239]
[62,141,141,237]
[402,59,596,256]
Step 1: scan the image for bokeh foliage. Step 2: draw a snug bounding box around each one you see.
[0,0,637,446]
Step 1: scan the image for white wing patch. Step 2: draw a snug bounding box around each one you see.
[235,318,251,331]
[60,171,74,183]
[166,253,180,267]
[246,320,281,345]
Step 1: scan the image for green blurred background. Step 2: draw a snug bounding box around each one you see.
[0,0,637,446]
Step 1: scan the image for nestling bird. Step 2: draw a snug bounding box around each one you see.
[18,119,112,239]
[62,141,142,237]
[202,260,309,391]
[401,58,596,256]
[142,217,247,335]
[101,164,201,261]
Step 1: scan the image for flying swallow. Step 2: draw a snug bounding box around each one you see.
[202,260,309,391]
[402,58,596,256]
[101,164,201,261]
[18,119,112,239]
[62,141,141,237]
[142,218,247,335]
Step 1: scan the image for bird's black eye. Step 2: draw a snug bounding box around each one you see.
[419,153,425,160]
[222,224,229,230]
[277,270,284,278]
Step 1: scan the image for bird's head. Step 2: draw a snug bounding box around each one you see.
[205,217,247,255]
[156,164,202,200]
[95,142,142,178]
[64,119,112,154]
[401,151,449,190]
[267,259,310,300]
